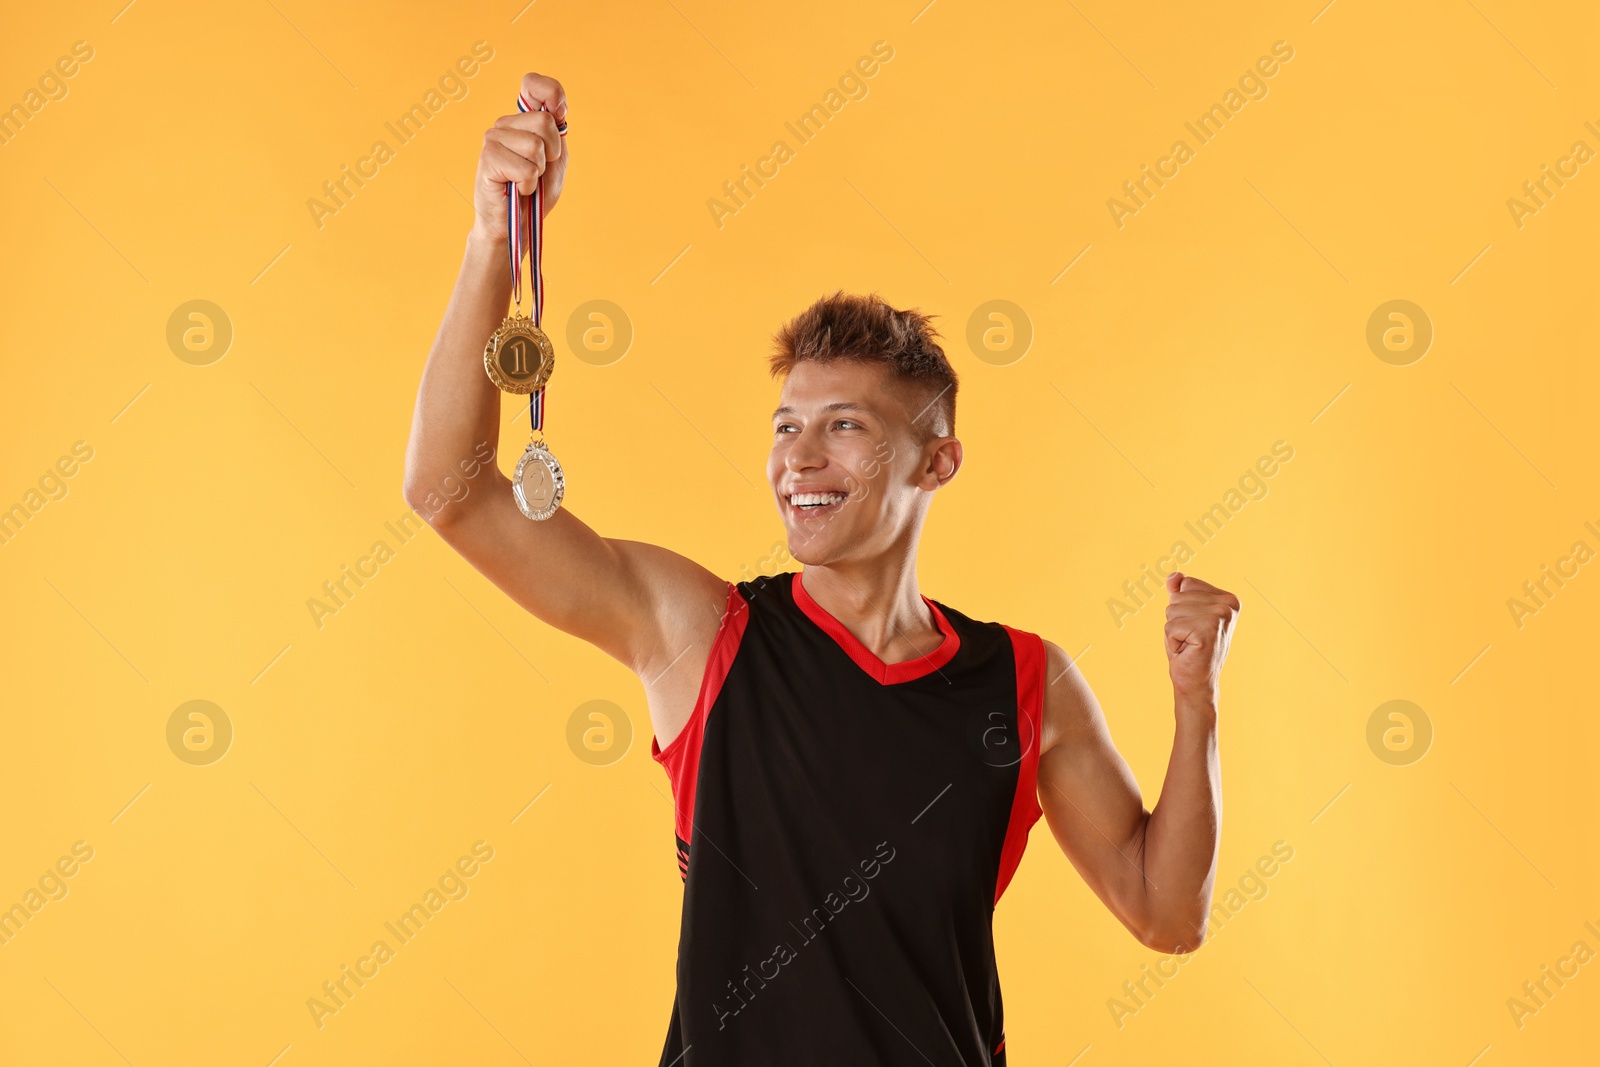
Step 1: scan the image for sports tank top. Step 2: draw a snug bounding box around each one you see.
[651,570,1046,1066]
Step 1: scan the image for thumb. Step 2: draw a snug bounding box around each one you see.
[1166,571,1184,597]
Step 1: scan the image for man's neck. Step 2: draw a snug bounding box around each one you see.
[797,557,943,667]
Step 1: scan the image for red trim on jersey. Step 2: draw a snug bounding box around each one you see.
[995,625,1045,904]
[652,581,750,846]
[791,569,960,685]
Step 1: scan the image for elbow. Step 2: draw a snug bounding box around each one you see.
[403,470,495,530]
[401,479,449,528]
[1135,912,1207,955]
[404,440,503,527]
[400,478,430,517]
[401,465,429,511]
[1139,929,1201,956]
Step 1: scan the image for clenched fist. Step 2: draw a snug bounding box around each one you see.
[1163,572,1240,709]
[471,72,569,242]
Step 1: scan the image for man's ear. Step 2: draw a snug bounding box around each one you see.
[926,437,962,488]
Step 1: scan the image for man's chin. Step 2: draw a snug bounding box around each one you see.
[783,522,845,567]
[785,543,828,568]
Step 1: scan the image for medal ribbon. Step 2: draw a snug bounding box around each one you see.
[507,93,567,433]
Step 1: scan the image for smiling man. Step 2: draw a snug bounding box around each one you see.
[405,72,1239,1067]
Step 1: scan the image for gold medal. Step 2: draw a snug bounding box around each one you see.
[484,313,554,394]
[513,439,565,521]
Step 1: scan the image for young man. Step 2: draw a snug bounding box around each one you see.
[405,73,1239,1066]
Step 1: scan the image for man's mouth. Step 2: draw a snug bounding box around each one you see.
[787,491,848,512]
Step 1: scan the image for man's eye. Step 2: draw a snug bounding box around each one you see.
[835,420,859,430]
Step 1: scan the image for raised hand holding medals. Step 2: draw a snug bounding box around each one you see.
[485,92,568,520]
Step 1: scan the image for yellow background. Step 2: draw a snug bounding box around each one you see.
[3,0,1597,1063]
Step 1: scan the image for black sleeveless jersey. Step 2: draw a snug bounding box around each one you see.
[651,570,1046,1066]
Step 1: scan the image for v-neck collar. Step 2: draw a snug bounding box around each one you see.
[790,570,960,685]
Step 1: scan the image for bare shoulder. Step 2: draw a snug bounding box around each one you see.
[1039,637,1108,755]
[616,540,732,750]
[607,538,730,674]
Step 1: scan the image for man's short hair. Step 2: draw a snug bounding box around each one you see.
[768,290,958,442]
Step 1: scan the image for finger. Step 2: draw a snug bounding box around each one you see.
[1164,623,1229,642]
[1163,628,1208,654]
[485,126,550,172]
[483,132,547,195]
[518,72,569,126]
[1177,574,1224,595]
[1164,616,1227,636]
[1166,593,1241,614]
[1165,600,1235,616]
[1171,589,1242,613]
[1169,585,1240,611]
[492,109,563,163]
[480,140,542,196]
[1166,571,1183,595]
[1166,587,1224,600]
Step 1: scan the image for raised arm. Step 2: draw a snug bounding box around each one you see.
[403,73,727,734]
[1034,572,1236,953]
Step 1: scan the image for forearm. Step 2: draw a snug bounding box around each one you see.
[1139,697,1221,951]
[403,225,512,505]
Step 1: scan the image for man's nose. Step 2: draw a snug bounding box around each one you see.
[785,425,827,470]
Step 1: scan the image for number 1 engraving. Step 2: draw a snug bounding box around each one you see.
[504,338,530,377]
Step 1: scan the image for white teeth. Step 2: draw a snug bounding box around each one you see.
[790,492,846,507]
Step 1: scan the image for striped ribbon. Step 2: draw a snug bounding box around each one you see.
[507,92,567,433]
